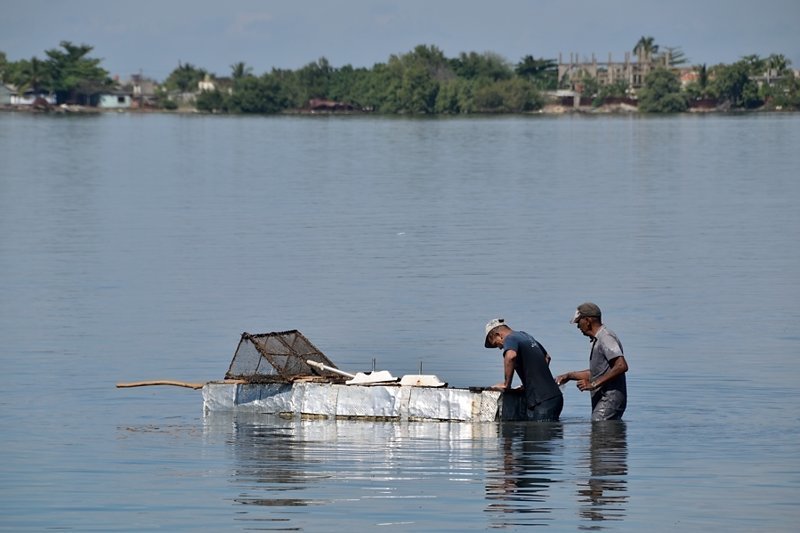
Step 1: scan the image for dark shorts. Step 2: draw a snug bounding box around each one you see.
[591,390,626,421]
[528,394,563,422]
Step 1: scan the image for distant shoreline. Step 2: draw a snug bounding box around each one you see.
[2,102,796,117]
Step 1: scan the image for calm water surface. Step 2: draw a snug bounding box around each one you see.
[1,112,798,531]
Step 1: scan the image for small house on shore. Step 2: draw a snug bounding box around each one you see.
[98,91,132,109]
[0,84,13,105]
[1,84,57,106]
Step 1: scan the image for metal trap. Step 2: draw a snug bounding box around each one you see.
[224,330,344,383]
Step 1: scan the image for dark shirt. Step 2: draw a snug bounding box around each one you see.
[503,330,562,407]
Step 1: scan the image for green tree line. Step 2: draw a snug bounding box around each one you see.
[0,41,112,104]
[188,45,555,114]
[2,39,798,113]
[638,53,797,112]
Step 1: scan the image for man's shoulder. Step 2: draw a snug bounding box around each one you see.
[503,330,531,349]
[597,327,623,354]
[513,330,544,350]
[513,330,540,344]
[597,325,619,338]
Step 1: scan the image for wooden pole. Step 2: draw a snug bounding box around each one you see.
[116,380,206,390]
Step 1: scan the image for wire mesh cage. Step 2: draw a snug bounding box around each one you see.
[225,330,343,383]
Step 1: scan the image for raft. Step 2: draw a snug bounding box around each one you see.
[193,329,537,422]
[202,380,532,422]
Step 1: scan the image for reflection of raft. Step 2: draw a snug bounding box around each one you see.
[202,330,534,421]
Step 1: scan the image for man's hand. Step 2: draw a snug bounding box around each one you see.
[491,383,523,392]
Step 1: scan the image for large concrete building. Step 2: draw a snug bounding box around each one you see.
[558,50,673,92]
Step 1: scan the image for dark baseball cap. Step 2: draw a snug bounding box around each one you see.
[570,302,602,323]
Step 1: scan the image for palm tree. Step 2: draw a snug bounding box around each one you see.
[12,57,51,95]
[632,36,659,86]
[633,36,659,64]
[766,54,789,76]
[230,61,253,80]
[660,46,688,67]
[741,54,765,75]
[515,55,558,89]
[633,36,660,84]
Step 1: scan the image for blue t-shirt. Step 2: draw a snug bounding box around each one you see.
[503,330,562,407]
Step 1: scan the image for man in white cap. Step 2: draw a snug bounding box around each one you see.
[484,318,563,421]
[556,302,628,421]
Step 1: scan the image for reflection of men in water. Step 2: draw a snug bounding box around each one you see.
[484,318,563,421]
[485,422,564,527]
[556,303,628,421]
[578,421,628,523]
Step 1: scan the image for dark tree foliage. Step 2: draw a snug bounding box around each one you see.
[293,57,333,106]
[44,41,111,103]
[763,75,800,110]
[230,61,253,80]
[515,56,557,90]
[638,68,688,113]
[3,57,51,93]
[195,89,226,113]
[1,42,111,104]
[451,51,513,82]
[226,74,289,114]
[164,62,207,93]
[712,59,763,109]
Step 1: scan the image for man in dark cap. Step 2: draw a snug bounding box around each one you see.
[484,318,563,421]
[556,303,628,421]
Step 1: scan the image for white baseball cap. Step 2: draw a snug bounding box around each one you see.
[484,318,507,348]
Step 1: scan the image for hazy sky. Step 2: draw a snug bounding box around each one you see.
[2,0,798,81]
